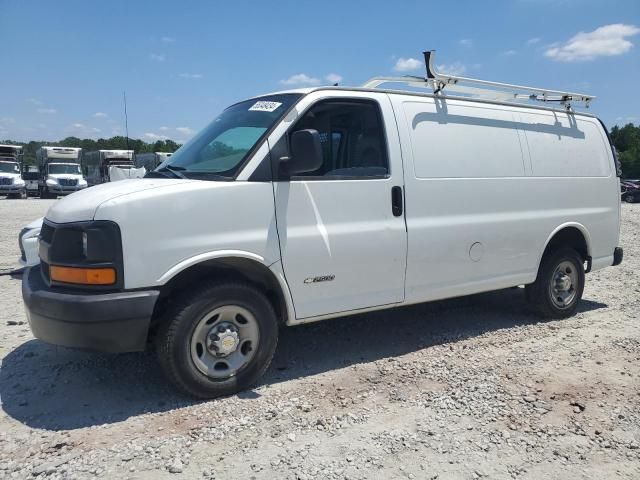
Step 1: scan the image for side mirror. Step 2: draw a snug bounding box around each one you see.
[284,129,323,175]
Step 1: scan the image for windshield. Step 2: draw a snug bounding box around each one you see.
[49,164,81,175]
[0,161,19,173]
[157,94,301,179]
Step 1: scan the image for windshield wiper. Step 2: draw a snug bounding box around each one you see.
[157,164,188,179]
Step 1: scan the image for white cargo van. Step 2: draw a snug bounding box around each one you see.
[22,54,622,398]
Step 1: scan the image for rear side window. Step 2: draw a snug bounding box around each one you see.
[290,100,389,179]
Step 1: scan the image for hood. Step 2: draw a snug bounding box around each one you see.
[45,178,197,223]
[48,173,83,180]
[0,172,20,179]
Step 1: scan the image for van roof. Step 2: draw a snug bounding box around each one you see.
[250,85,598,119]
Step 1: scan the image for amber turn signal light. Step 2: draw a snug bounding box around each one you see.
[50,266,116,285]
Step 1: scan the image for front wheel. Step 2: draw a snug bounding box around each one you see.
[624,194,635,203]
[155,282,279,398]
[525,248,585,319]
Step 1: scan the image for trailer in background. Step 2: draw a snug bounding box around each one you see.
[0,144,26,198]
[82,150,144,185]
[135,151,172,172]
[36,146,87,198]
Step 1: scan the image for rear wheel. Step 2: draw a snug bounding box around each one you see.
[155,282,279,398]
[624,194,635,203]
[525,248,585,319]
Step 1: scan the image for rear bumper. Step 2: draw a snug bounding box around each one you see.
[613,247,623,266]
[22,265,159,353]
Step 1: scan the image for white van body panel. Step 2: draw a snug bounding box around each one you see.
[45,179,191,223]
[391,94,618,305]
[93,180,281,289]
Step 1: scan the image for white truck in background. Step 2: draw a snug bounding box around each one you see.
[36,147,87,198]
[82,150,144,185]
[0,144,26,198]
[135,151,173,172]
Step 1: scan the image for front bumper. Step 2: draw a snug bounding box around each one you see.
[22,265,159,353]
[0,185,25,195]
[47,184,87,195]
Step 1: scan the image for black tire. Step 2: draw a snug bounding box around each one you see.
[155,281,279,398]
[624,194,635,203]
[525,247,585,319]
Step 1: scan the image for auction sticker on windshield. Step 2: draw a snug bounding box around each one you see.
[249,101,282,112]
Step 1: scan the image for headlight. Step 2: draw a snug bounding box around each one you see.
[78,179,88,186]
[42,220,124,289]
[14,178,25,186]
[46,178,58,186]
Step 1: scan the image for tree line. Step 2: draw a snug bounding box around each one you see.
[2,123,640,177]
[0,136,181,165]
[610,123,640,179]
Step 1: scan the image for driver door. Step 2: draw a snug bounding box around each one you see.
[272,92,407,320]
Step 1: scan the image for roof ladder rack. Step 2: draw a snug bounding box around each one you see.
[362,50,595,110]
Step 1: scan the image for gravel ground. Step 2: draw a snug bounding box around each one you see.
[0,198,638,480]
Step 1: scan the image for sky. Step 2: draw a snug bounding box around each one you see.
[1,0,638,144]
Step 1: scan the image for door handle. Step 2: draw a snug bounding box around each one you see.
[391,186,403,217]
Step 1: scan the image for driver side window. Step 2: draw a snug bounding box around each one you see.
[291,100,389,179]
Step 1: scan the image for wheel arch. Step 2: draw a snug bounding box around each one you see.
[152,251,295,328]
[537,223,592,270]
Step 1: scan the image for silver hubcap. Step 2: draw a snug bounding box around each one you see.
[549,260,578,309]
[190,305,259,379]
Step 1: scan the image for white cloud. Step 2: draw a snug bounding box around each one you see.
[279,73,321,86]
[144,132,169,140]
[393,57,423,72]
[179,73,203,79]
[615,116,638,124]
[502,49,518,56]
[545,23,640,62]
[0,117,15,125]
[150,53,166,62]
[436,62,467,75]
[161,36,176,43]
[325,73,343,84]
[72,123,85,129]
[159,126,169,131]
[38,108,57,114]
[459,38,473,47]
[527,37,541,45]
[27,98,43,106]
[176,127,195,135]
[93,112,108,118]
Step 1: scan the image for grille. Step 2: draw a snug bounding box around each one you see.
[59,178,78,187]
[40,223,54,243]
[0,178,11,186]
